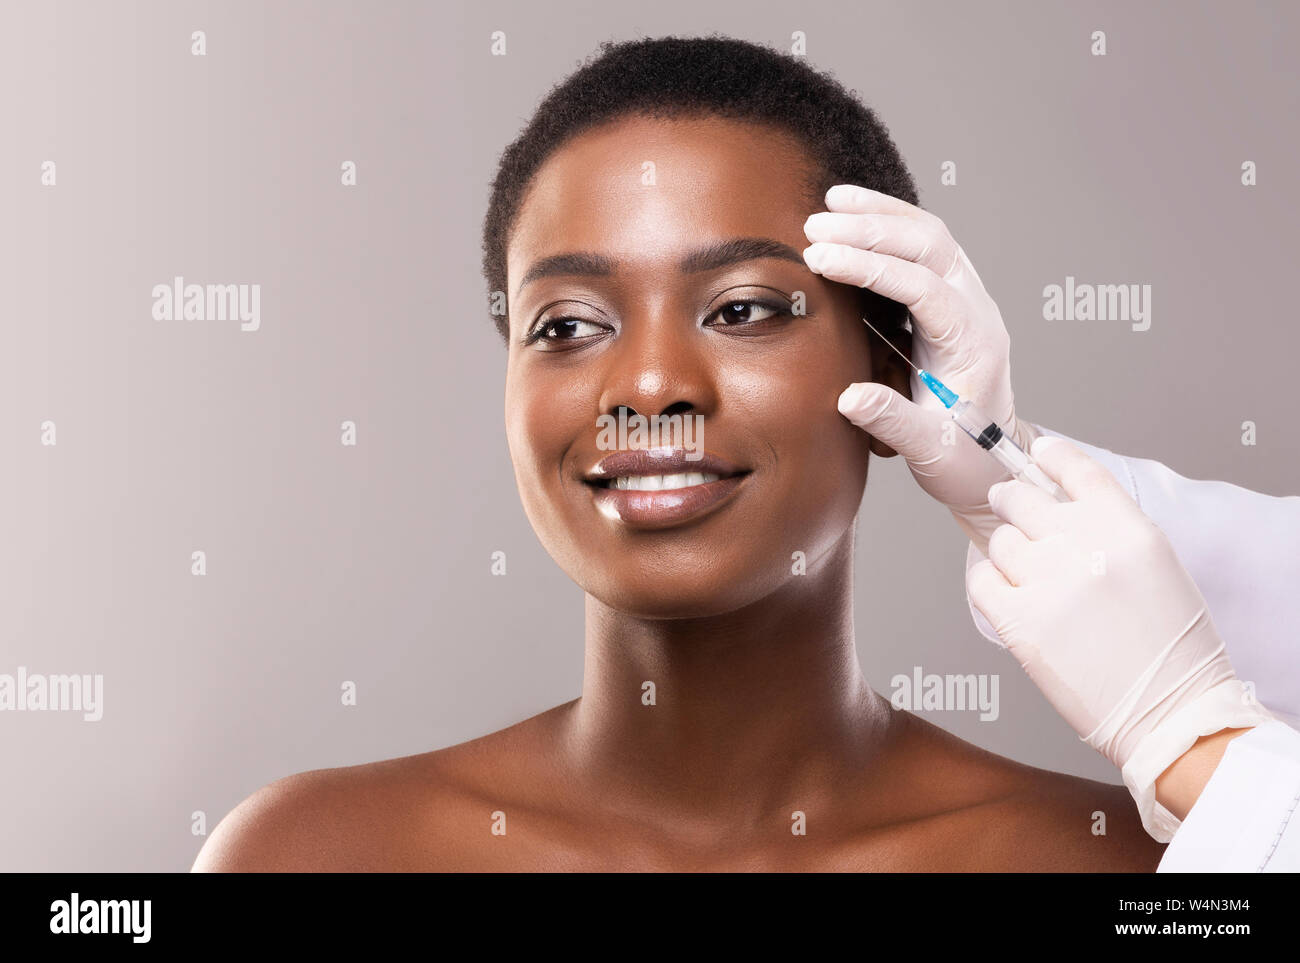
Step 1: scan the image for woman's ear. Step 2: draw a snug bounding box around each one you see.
[865,321,914,459]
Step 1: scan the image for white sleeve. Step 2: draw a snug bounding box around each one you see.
[964,424,1300,727]
[1157,720,1300,872]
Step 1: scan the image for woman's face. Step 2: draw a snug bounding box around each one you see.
[504,113,904,618]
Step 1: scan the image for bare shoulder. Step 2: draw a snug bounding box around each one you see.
[951,761,1166,872]
[886,712,1165,872]
[192,702,572,872]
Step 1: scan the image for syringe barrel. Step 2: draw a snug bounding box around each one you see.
[950,399,1004,450]
[950,400,1071,502]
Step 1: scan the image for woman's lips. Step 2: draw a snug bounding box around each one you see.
[585,472,751,530]
[580,447,752,530]
[585,447,746,482]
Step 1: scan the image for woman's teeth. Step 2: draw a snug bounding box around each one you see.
[609,472,722,491]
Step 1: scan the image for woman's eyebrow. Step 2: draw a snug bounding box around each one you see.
[514,237,804,299]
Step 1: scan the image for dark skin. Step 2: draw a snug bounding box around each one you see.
[193,114,1164,871]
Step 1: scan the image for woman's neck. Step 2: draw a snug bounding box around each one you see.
[559,528,897,831]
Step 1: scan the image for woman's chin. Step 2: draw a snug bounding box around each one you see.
[582,570,780,621]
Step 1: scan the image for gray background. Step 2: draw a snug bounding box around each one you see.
[2,0,1295,871]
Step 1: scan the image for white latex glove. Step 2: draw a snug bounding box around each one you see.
[803,184,1037,549]
[967,434,1276,841]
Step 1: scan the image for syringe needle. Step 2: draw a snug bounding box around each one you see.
[860,316,921,375]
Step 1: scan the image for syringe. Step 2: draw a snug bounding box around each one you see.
[859,317,1071,503]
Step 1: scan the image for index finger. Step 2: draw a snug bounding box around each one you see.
[824,184,938,224]
[1029,435,1134,505]
[819,184,990,325]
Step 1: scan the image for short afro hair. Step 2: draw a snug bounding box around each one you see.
[480,33,920,345]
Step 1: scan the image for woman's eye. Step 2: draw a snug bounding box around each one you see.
[708,300,791,328]
[527,298,791,348]
[529,317,606,346]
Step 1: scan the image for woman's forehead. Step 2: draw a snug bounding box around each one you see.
[508,115,815,277]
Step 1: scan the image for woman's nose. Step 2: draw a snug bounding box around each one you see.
[595,314,717,423]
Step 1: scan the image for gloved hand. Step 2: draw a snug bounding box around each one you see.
[967,433,1275,841]
[803,184,1038,551]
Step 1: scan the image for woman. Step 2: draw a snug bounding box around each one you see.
[194,35,1163,871]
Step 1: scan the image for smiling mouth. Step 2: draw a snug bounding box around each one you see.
[588,472,728,491]
[582,470,753,530]
[582,447,750,486]
[578,447,753,529]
